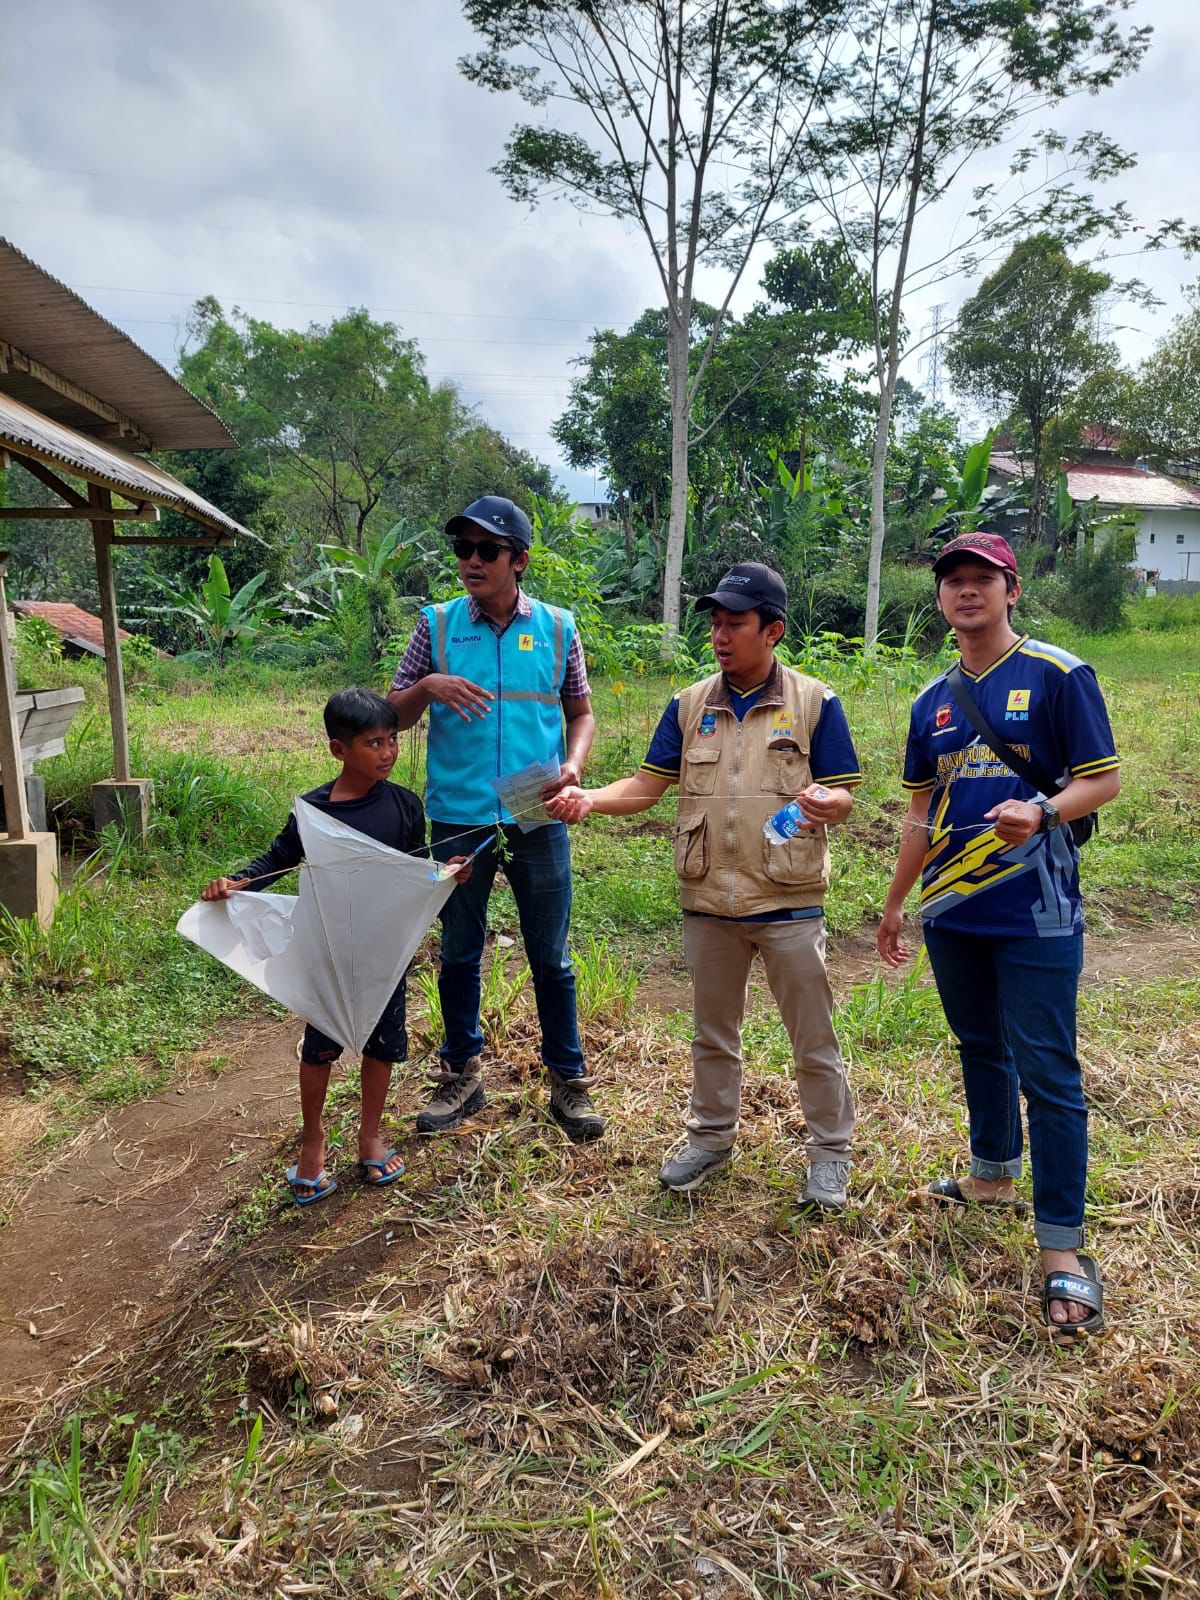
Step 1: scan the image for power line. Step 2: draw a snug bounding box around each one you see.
[69,281,606,329]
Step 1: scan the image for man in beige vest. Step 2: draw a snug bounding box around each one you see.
[548,563,860,1206]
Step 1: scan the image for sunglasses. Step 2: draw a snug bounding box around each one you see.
[451,536,512,563]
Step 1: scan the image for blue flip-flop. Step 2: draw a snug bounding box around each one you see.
[285,1165,337,1207]
[359,1150,405,1187]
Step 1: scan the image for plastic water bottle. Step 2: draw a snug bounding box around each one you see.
[763,786,828,844]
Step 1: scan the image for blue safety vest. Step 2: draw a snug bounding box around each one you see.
[422,595,576,824]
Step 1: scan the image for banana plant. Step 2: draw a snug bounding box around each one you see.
[148,554,285,666]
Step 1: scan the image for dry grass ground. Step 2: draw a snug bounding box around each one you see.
[5,958,1198,1599]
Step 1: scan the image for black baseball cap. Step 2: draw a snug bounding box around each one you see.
[695,562,788,614]
[445,495,532,551]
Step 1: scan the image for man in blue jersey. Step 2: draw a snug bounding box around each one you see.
[877,532,1121,1340]
[550,563,862,1208]
[388,496,602,1143]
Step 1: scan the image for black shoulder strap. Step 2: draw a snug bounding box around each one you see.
[944,663,1053,795]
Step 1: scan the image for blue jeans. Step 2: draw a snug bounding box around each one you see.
[429,820,585,1080]
[922,926,1087,1251]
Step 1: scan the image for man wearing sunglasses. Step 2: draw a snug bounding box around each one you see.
[388,495,602,1143]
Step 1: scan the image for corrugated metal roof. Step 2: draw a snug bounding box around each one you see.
[0,237,235,450]
[0,391,251,539]
[1065,464,1200,511]
[11,600,132,656]
[989,452,1200,511]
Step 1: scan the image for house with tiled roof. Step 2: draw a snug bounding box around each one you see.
[10,599,133,658]
[989,441,1200,591]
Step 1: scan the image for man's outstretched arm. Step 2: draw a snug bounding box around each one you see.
[547,769,674,822]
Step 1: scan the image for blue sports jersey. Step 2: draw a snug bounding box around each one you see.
[642,679,862,785]
[902,635,1119,938]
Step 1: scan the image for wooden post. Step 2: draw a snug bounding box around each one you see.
[0,552,31,841]
[89,484,131,781]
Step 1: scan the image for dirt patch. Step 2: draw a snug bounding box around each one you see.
[0,1017,299,1401]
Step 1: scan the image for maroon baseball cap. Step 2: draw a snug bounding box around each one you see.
[933,532,1018,576]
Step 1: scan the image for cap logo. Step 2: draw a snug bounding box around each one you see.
[723,574,750,586]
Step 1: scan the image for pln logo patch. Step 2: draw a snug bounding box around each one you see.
[770,713,794,742]
[935,703,952,729]
[698,713,718,739]
[1005,687,1031,722]
[518,633,534,652]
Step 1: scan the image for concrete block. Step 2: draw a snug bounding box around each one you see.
[0,831,59,928]
[0,775,46,832]
[92,778,154,842]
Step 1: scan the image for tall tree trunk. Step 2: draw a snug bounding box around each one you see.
[865,382,895,647]
[662,308,691,639]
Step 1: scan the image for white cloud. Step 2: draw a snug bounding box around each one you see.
[2,0,1195,485]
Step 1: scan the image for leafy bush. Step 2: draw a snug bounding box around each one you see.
[1056,521,1136,633]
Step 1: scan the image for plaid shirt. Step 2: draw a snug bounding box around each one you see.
[390,591,591,698]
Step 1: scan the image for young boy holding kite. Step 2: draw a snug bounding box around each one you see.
[201,688,473,1205]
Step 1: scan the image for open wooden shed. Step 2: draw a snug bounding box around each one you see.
[0,237,253,925]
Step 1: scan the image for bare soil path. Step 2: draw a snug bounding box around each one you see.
[0,919,1196,1414]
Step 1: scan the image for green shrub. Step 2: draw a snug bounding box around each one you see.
[1057,523,1136,633]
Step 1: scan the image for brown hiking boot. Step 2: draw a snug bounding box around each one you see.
[548,1072,604,1143]
[416,1061,486,1135]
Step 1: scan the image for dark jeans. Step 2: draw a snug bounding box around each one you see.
[923,925,1087,1251]
[429,820,585,1080]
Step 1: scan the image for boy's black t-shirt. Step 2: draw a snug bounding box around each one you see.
[233,780,426,890]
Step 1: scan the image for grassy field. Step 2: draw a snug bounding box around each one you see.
[1,623,1198,1596]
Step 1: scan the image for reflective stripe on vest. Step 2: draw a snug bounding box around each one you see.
[423,595,575,824]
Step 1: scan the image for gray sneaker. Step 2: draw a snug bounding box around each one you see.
[658,1143,733,1193]
[800,1159,850,1212]
[416,1061,485,1135]
[548,1072,605,1143]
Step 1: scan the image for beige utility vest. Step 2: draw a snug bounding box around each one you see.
[674,663,831,917]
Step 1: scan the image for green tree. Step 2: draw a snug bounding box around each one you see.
[177,301,552,568]
[1123,282,1200,479]
[799,0,1163,642]
[553,243,872,584]
[946,234,1117,545]
[460,0,849,639]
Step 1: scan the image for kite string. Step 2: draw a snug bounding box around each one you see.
[227,788,1010,890]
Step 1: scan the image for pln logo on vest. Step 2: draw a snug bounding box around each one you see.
[518,634,534,651]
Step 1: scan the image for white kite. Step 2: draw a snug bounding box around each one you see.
[177,798,462,1054]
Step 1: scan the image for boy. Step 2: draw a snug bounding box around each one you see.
[549,563,861,1208]
[877,533,1121,1338]
[202,687,471,1205]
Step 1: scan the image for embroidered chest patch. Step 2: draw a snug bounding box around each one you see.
[698,713,718,738]
[518,633,534,651]
[935,704,952,729]
[770,713,794,741]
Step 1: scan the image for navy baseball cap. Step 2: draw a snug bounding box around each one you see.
[445,495,532,551]
[695,562,788,614]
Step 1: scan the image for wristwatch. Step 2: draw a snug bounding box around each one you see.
[1035,799,1061,835]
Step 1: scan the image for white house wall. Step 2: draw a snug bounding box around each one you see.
[1134,508,1200,585]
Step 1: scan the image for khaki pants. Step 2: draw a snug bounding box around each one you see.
[681,913,854,1160]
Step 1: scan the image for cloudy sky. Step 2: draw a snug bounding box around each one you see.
[3,0,1196,499]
